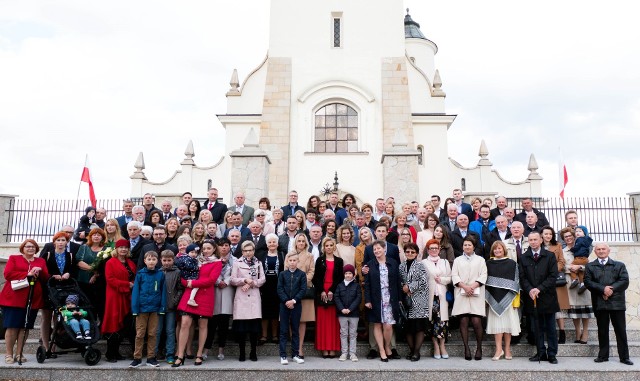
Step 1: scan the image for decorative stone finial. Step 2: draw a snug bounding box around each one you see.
[432,69,446,97]
[130,152,147,179]
[243,128,260,148]
[406,8,410,15]
[181,140,195,165]
[226,69,240,96]
[527,153,543,180]
[477,139,492,166]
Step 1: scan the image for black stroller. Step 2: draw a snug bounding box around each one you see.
[36,278,102,365]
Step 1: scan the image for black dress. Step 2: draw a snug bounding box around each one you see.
[260,252,284,319]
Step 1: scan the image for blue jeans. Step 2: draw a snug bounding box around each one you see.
[279,303,301,358]
[155,311,176,356]
[69,318,90,334]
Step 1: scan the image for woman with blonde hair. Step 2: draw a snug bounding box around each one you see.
[335,224,356,267]
[104,219,123,247]
[191,222,206,247]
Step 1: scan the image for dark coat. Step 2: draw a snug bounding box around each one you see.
[115,215,133,239]
[584,258,629,311]
[449,229,483,258]
[514,207,550,228]
[239,235,268,261]
[277,268,307,304]
[312,256,344,299]
[281,204,306,220]
[278,230,304,256]
[334,280,362,318]
[202,201,228,225]
[484,228,511,256]
[363,242,400,265]
[138,242,178,269]
[518,247,559,314]
[129,237,151,267]
[489,207,504,221]
[364,257,401,323]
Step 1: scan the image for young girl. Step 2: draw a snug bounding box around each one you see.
[175,244,201,307]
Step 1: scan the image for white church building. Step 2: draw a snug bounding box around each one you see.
[130,0,542,207]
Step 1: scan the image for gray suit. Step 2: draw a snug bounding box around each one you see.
[228,205,255,226]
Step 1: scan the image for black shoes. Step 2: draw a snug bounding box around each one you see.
[366,349,379,360]
[390,349,401,360]
[594,358,608,363]
[529,353,548,362]
[548,356,558,364]
[558,330,566,344]
[621,359,634,366]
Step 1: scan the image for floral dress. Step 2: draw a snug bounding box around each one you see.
[380,265,396,324]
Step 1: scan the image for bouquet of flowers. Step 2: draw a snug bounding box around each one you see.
[90,247,114,272]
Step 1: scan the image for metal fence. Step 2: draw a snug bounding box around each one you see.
[1,196,638,243]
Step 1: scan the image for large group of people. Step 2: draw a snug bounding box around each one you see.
[0,189,634,367]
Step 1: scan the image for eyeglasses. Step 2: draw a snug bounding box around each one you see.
[405,250,417,254]
[23,245,37,249]
[428,247,440,251]
[401,233,411,236]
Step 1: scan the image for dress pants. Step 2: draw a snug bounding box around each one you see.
[594,309,629,360]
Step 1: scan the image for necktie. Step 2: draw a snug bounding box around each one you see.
[164,214,169,221]
[253,236,259,244]
[600,259,606,266]
[516,240,522,257]
[461,230,466,238]
[450,220,455,230]
[533,252,539,261]
[208,203,213,210]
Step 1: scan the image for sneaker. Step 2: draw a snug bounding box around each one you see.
[339,353,348,361]
[217,354,225,360]
[84,331,92,340]
[280,357,289,365]
[76,333,83,339]
[129,359,142,368]
[292,355,304,364]
[166,356,175,364]
[146,357,160,367]
[187,299,199,307]
[351,354,358,362]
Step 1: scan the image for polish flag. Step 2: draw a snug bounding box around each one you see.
[80,155,97,207]
[559,151,568,200]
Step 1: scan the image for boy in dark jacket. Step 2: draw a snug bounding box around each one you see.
[130,251,166,368]
[155,250,182,364]
[334,264,361,362]
[569,225,593,293]
[276,252,307,365]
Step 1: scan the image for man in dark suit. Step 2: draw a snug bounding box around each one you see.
[518,232,559,364]
[115,200,135,238]
[228,230,243,258]
[443,204,459,233]
[228,191,255,226]
[126,221,150,267]
[489,196,507,221]
[452,188,473,220]
[514,198,549,227]
[159,200,174,223]
[278,216,303,255]
[363,223,400,265]
[431,195,446,222]
[523,211,543,237]
[138,225,178,269]
[449,214,483,258]
[584,243,633,365]
[202,187,228,224]
[485,215,512,254]
[239,221,268,261]
[281,190,306,220]
[224,212,250,239]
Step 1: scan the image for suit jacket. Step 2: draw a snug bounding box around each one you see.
[129,237,151,268]
[523,224,542,237]
[449,228,483,258]
[489,207,505,221]
[159,212,174,223]
[363,242,400,265]
[281,204,306,220]
[514,208,550,228]
[228,205,255,226]
[202,201,228,224]
[138,242,178,269]
[115,214,134,239]
[485,228,512,255]
[278,230,304,255]
[224,226,250,239]
[518,247,559,314]
[239,234,268,261]
[458,202,472,216]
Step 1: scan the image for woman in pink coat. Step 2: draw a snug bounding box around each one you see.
[172,239,222,367]
[230,241,266,361]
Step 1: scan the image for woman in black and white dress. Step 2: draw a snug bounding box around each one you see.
[399,242,429,361]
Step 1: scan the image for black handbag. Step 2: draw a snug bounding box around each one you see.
[556,273,567,287]
[403,294,413,309]
[303,285,315,300]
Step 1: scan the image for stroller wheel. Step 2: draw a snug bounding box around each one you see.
[36,346,46,363]
[85,348,101,366]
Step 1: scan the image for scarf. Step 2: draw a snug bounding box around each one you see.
[427,255,440,263]
[241,256,260,278]
[485,258,519,316]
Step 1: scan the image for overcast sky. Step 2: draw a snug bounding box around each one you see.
[1,0,638,202]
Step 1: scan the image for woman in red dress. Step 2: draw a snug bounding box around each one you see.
[312,237,344,358]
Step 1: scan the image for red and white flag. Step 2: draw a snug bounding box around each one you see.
[559,150,568,200]
[80,155,97,207]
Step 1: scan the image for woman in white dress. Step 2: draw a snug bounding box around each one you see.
[451,236,487,360]
[485,241,520,361]
[422,239,452,359]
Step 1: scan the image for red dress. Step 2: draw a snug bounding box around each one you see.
[0,254,50,309]
[315,260,341,351]
[102,257,136,334]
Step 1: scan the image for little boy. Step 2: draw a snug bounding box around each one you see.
[334,264,361,362]
[569,225,593,294]
[130,251,166,368]
[155,250,182,364]
[276,253,307,365]
[175,244,201,307]
[61,294,91,339]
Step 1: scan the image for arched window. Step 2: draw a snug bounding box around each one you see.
[314,103,358,153]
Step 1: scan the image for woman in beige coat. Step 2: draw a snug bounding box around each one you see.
[291,233,315,358]
[451,236,487,360]
[422,239,452,359]
[230,241,266,361]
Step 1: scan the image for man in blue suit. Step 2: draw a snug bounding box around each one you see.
[224,212,250,239]
[452,188,473,220]
[115,200,135,239]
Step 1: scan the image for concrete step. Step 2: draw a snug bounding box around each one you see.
[0,355,637,381]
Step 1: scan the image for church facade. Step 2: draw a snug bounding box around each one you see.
[130,0,542,206]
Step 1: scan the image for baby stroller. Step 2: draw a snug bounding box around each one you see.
[36,278,102,365]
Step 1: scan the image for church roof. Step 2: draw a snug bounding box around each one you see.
[404,9,426,39]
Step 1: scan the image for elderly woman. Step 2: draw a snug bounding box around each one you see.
[312,237,344,358]
[485,241,520,361]
[560,227,594,344]
[140,225,153,240]
[75,227,107,324]
[422,239,452,359]
[364,240,401,362]
[416,213,439,259]
[39,231,75,355]
[541,225,570,343]
[390,213,417,245]
[259,233,285,345]
[103,239,137,362]
[291,233,316,358]
[399,242,429,361]
[1,239,49,364]
[172,239,222,367]
[451,236,487,360]
[230,241,266,361]
[264,208,285,236]
[336,224,356,267]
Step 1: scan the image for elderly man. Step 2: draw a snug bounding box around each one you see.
[228,192,255,226]
[504,221,529,262]
[584,243,633,365]
[515,198,549,227]
[443,203,459,233]
[239,221,268,260]
[503,207,516,228]
[202,187,228,224]
[175,205,189,221]
[160,200,174,223]
[127,221,150,266]
[485,215,512,254]
[281,190,306,219]
[307,225,324,261]
[322,209,336,223]
[523,211,542,237]
[228,230,242,258]
[489,196,508,221]
[449,214,483,258]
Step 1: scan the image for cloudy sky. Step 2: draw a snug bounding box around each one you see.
[1,0,638,202]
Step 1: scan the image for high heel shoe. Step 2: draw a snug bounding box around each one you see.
[380,356,389,362]
[194,356,203,366]
[492,350,504,361]
[171,357,184,368]
[505,353,513,360]
[474,348,482,361]
[464,348,472,361]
